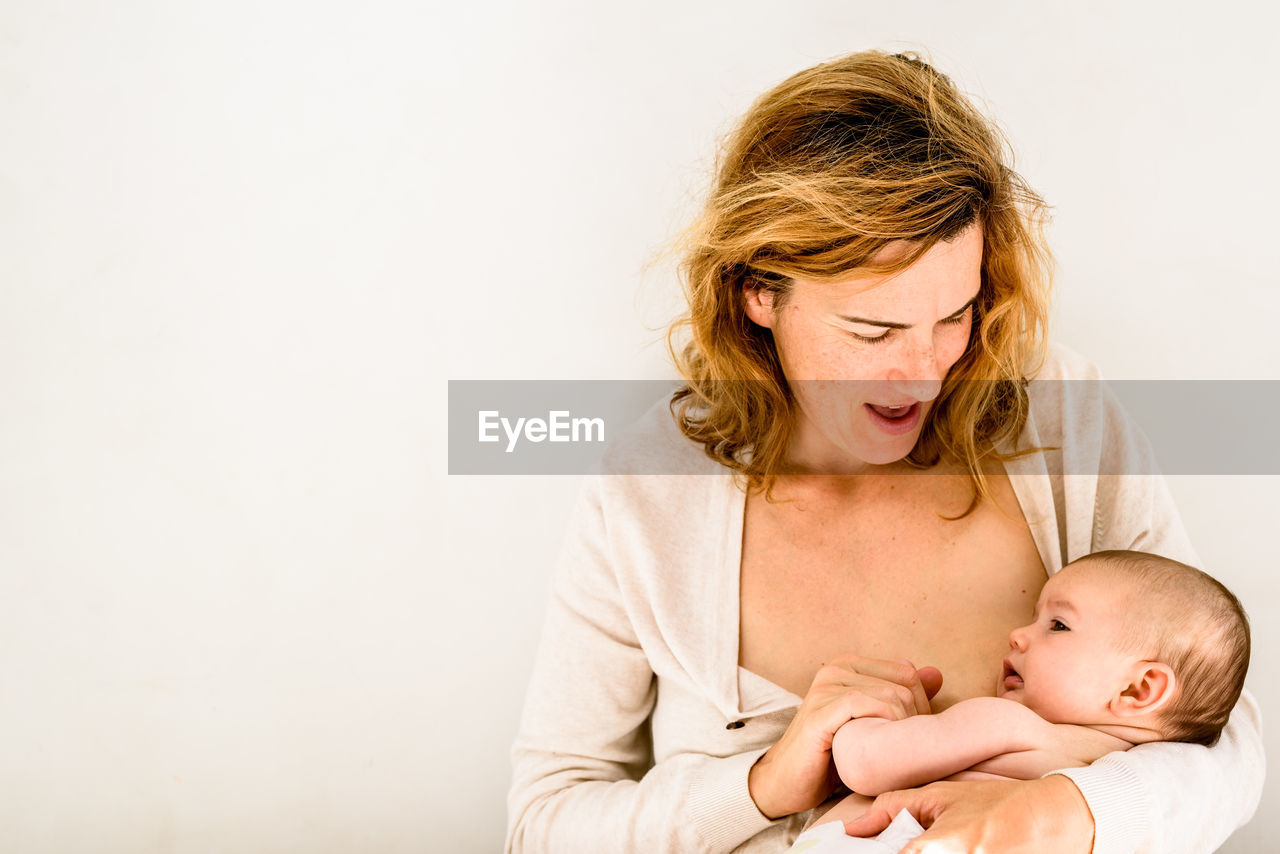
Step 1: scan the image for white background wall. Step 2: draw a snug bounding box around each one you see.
[2,1,1275,851]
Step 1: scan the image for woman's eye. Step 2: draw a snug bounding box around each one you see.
[849,304,971,344]
[1049,620,1069,632]
[850,328,893,344]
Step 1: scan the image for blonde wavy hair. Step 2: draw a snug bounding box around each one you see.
[666,50,1053,508]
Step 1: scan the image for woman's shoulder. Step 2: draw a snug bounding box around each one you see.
[597,390,729,478]
[1023,342,1110,434]
[571,392,740,589]
[1010,342,1142,475]
[575,390,739,535]
[1028,341,1104,383]
[1021,342,1159,468]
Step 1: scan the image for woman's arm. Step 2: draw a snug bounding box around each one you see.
[1048,692,1264,854]
[505,476,779,854]
[844,777,1095,850]
[852,404,1269,853]
[1035,358,1266,852]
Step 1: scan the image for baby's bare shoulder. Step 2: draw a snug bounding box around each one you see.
[945,696,1041,717]
[943,697,1050,732]
[943,698,1133,757]
[962,718,1134,780]
[1038,720,1134,760]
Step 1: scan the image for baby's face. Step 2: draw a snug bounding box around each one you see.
[999,563,1139,724]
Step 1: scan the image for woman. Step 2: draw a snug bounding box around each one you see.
[505,50,1263,853]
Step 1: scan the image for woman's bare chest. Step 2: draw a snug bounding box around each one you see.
[738,473,1046,708]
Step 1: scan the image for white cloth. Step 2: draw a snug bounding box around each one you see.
[505,344,1265,854]
[788,811,925,854]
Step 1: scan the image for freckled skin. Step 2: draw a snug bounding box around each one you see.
[742,226,984,474]
[738,226,1048,711]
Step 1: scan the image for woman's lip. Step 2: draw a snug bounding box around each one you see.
[864,401,922,435]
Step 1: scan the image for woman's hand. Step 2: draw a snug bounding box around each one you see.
[747,656,942,820]
[843,776,1094,853]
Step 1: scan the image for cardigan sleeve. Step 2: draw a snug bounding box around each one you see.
[504,475,781,854]
[1045,376,1265,854]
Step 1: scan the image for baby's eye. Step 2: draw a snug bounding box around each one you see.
[1049,619,1069,632]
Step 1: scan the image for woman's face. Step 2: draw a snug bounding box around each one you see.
[743,224,983,473]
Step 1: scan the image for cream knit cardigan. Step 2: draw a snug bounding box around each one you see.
[506,346,1264,854]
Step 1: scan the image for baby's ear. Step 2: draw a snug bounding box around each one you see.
[1111,662,1176,718]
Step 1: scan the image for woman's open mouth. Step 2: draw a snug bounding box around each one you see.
[865,401,921,435]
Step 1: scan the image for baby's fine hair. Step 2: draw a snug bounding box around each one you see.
[1078,550,1250,747]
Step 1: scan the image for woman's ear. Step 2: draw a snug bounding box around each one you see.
[742,285,776,329]
[1111,661,1176,718]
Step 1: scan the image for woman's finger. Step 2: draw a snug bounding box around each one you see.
[846,778,1094,853]
[840,691,910,723]
[819,656,933,715]
[892,659,933,714]
[826,654,919,688]
[900,837,966,854]
[809,674,913,719]
[839,801,898,838]
[844,787,943,837]
[748,658,948,820]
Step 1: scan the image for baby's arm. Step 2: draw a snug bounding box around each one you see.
[956,725,1133,780]
[831,697,1052,796]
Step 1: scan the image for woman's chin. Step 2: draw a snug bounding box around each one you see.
[794,423,924,472]
[851,408,930,465]
[852,433,922,467]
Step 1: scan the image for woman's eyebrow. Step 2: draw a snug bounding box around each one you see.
[837,296,978,329]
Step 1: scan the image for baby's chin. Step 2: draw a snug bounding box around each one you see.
[996,673,1031,707]
[997,686,1028,705]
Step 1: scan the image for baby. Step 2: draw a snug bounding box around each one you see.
[801,549,1251,845]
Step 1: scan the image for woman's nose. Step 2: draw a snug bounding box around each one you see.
[886,337,944,402]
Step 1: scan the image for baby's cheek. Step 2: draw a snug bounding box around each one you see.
[1024,688,1073,724]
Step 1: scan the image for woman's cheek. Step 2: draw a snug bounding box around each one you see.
[938,322,974,372]
[820,341,879,383]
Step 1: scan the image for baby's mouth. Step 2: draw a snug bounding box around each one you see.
[1001,658,1024,691]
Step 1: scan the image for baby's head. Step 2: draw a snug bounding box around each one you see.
[999,550,1250,746]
